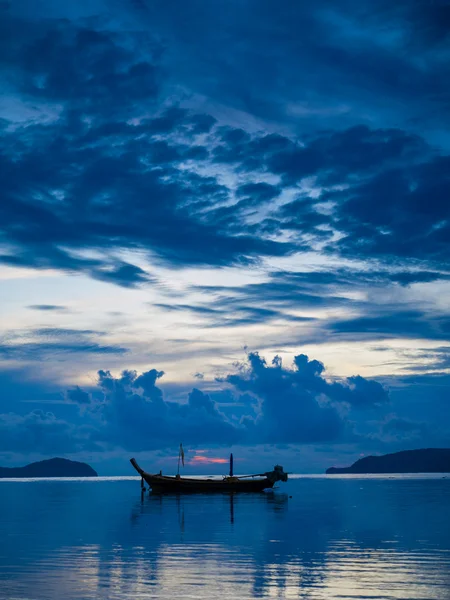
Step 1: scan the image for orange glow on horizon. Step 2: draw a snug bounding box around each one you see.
[190,456,228,464]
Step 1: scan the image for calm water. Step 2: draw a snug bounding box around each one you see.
[1,476,449,599]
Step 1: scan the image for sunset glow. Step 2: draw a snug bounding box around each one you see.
[190,456,229,465]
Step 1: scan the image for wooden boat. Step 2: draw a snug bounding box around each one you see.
[130,457,288,494]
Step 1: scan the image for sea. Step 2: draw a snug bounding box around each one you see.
[0,475,449,599]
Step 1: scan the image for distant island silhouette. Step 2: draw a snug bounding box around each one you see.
[326,448,450,474]
[0,457,98,478]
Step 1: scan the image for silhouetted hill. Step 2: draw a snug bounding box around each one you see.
[326,448,450,474]
[0,457,98,478]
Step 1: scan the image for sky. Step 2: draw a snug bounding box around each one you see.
[0,0,449,475]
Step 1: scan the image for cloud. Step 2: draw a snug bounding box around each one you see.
[190,455,228,464]
[0,366,63,412]
[0,13,297,281]
[399,347,450,373]
[0,328,127,361]
[2,350,450,463]
[0,350,392,455]
[89,353,388,450]
[221,352,388,443]
[0,109,295,277]
[0,410,93,454]
[91,262,154,288]
[330,311,450,343]
[27,305,69,311]
[3,18,160,114]
[329,155,450,264]
[263,126,428,184]
[0,1,449,469]
[93,369,240,451]
[1,4,448,287]
[122,0,449,138]
[153,301,316,327]
[66,386,91,404]
[189,268,450,347]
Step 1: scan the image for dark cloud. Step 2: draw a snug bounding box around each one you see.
[0,328,127,361]
[221,353,389,445]
[401,347,450,373]
[0,1,449,466]
[94,368,240,451]
[329,155,450,263]
[2,18,160,114]
[91,262,154,288]
[0,11,301,282]
[0,367,63,413]
[348,1,450,50]
[0,3,448,283]
[0,351,391,454]
[153,303,218,316]
[153,301,316,327]
[32,328,103,337]
[188,266,450,346]
[192,277,352,312]
[330,311,450,343]
[1,3,448,284]
[27,305,69,311]
[0,410,95,454]
[125,0,450,137]
[0,113,294,277]
[209,123,449,261]
[263,126,428,184]
[0,342,127,360]
[90,353,387,449]
[66,386,91,404]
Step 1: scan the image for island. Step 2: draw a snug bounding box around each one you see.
[326,448,450,474]
[0,457,98,478]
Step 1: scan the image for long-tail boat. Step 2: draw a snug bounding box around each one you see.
[130,453,288,494]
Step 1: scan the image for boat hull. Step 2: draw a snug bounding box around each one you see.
[142,473,274,494]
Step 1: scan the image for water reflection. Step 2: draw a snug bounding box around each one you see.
[131,489,289,528]
[0,477,449,599]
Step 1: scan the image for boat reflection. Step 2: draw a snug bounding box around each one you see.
[131,489,289,530]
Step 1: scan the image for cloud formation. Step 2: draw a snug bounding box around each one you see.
[1,2,448,285]
[1,1,449,469]
[0,352,391,456]
[0,328,127,361]
[27,305,69,312]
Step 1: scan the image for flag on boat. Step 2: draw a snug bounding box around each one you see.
[180,443,185,467]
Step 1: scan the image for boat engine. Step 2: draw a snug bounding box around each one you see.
[265,465,288,483]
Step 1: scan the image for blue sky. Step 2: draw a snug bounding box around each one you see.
[1,0,449,474]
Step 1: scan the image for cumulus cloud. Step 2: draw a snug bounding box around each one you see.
[0,351,391,455]
[66,386,91,405]
[93,368,239,451]
[221,352,389,443]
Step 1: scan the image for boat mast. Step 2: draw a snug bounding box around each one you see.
[177,443,184,475]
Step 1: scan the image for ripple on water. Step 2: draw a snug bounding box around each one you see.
[0,477,449,599]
